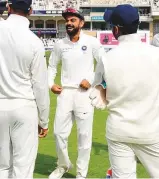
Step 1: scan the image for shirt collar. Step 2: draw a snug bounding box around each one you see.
[7,14,30,28]
[118,34,141,43]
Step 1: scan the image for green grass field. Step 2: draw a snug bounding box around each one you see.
[33,51,149,178]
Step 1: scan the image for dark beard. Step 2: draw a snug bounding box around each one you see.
[66,26,79,37]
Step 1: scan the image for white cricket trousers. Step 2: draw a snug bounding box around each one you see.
[54,88,94,177]
[0,100,39,179]
[107,139,159,178]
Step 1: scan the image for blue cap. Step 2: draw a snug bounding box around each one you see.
[103,4,139,26]
[8,0,32,11]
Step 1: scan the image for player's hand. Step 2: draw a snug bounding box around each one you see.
[89,86,107,110]
[80,79,91,90]
[51,84,62,94]
[38,125,49,138]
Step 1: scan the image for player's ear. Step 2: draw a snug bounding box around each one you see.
[7,4,11,14]
[80,20,84,28]
[28,7,33,15]
[114,26,119,35]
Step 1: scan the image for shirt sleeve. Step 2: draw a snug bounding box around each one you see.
[48,42,61,89]
[85,37,106,85]
[92,37,106,63]
[31,42,50,129]
[93,58,106,88]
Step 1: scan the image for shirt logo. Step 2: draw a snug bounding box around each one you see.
[81,45,87,51]
[62,47,72,52]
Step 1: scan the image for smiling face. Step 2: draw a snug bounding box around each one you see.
[65,15,84,37]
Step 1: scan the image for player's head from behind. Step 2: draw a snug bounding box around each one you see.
[0,0,7,15]
[7,0,32,17]
[104,4,139,40]
[62,8,85,37]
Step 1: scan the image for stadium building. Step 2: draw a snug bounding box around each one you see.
[151,0,159,35]
[2,0,158,49]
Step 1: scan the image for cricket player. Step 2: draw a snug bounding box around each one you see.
[48,8,105,179]
[90,4,159,178]
[151,33,159,47]
[0,0,7,21]
[0,0,50,178]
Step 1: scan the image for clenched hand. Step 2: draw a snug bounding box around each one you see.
[38,125,49,138]
[80,79,91,90]
[51,84,62,94]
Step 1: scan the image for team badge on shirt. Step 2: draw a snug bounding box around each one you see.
[81,45,87,51]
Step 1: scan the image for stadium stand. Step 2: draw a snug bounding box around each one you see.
[152,0,159,10]
[32,0,79,10]
[32,0,151,8]
[80,0,150,6]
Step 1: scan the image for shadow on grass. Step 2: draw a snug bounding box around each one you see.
[63,172,76,178]
[34,153,76,178]
[92,142,108,155]
[34,153,57,175]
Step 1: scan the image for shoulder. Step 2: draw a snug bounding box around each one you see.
[82,34,102,50]
[101,47,120,64]
[30,32,44,49]
[24,31,45,54]
[54,38,66,47]
[53,38,65,52]
[56,38,64,45]
[83,33,98,42]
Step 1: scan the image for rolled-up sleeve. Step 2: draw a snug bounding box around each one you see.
[93,58,106,87]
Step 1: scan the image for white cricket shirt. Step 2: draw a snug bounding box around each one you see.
[94,34,159,144]
[48,31,105,89]
[0,14,50,129]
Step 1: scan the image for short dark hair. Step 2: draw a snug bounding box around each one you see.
[118,20,139,35]
[10,4,30,15]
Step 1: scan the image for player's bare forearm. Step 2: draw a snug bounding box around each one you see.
[95,85,107,100]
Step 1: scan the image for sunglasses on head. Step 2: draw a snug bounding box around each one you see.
[63,8,80,14]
